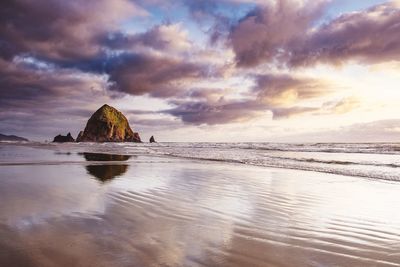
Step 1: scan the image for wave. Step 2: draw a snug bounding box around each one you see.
[3,142,400,181]
[149,153,400,182]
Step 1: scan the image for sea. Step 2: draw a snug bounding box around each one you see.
[2,142,400,181]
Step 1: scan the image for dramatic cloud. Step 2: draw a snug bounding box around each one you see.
[0,58,109,139]
[0,58,107,107]
[0,0,145,64]
[163,72,330,125]
[229,0,327,67]
[107,53,210,97]
[0,0,397,140]
[164,94,325,125]
[289,1,400,66]
[228,1,400,68]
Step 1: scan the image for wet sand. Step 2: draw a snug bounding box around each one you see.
[1,146,400,266]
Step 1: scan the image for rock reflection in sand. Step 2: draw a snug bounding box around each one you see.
[81,152,131,182]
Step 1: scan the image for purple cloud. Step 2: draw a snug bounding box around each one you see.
[229,0,327,67]
[228,1,400,68]
[0,0,144,64]
[107,53,211,98]
[290,2,400,67]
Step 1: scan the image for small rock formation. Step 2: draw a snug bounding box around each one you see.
[53,132,75,143]
[76,104,141,142]
[149,135,156,143]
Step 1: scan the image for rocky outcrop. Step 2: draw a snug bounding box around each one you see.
[76,104,141,142]
[149,136,156,143]
[53,132,75,143]
[0,133,28,142]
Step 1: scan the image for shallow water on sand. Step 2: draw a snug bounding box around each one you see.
[1,144,400,266]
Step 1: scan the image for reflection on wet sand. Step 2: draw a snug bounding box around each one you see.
[81,152,131,182]
[1,147,400,266]
[81,153,131,162]
[85,164,129,182]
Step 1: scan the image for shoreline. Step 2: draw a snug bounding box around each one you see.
[1,142,400,182]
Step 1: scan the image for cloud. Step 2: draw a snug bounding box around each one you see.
[164,99,266,125]
[1,0,396,140]
[289,1,400,67]
[254,74,330,106]
[0,58,108,106]
[183,0,218,21]
[103,24,192,54]
[228,1,400,68]
[0,0,145,63]
[164,96,323,125]
[0,58,110,139]
[321,97,360,114]
[228,0,327,67]
[271,106,318,119]
[159,70,335,125]
[107,53,211,98]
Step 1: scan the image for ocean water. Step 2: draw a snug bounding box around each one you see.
[1,142,400,266]
[3,142,400,181]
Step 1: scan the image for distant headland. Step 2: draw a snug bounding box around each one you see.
[53,104,143,143]
[0,133,29,142]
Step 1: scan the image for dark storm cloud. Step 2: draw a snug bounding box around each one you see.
[228,1,400,68]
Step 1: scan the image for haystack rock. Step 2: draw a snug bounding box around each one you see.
[76,104,141,142]
[149,136,156,143]
[53,132,75,143]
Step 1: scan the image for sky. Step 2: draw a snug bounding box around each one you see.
[1,0,400,142]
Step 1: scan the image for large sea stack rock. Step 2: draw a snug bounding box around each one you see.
[76,104,141,142]
[53,132,75,143]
